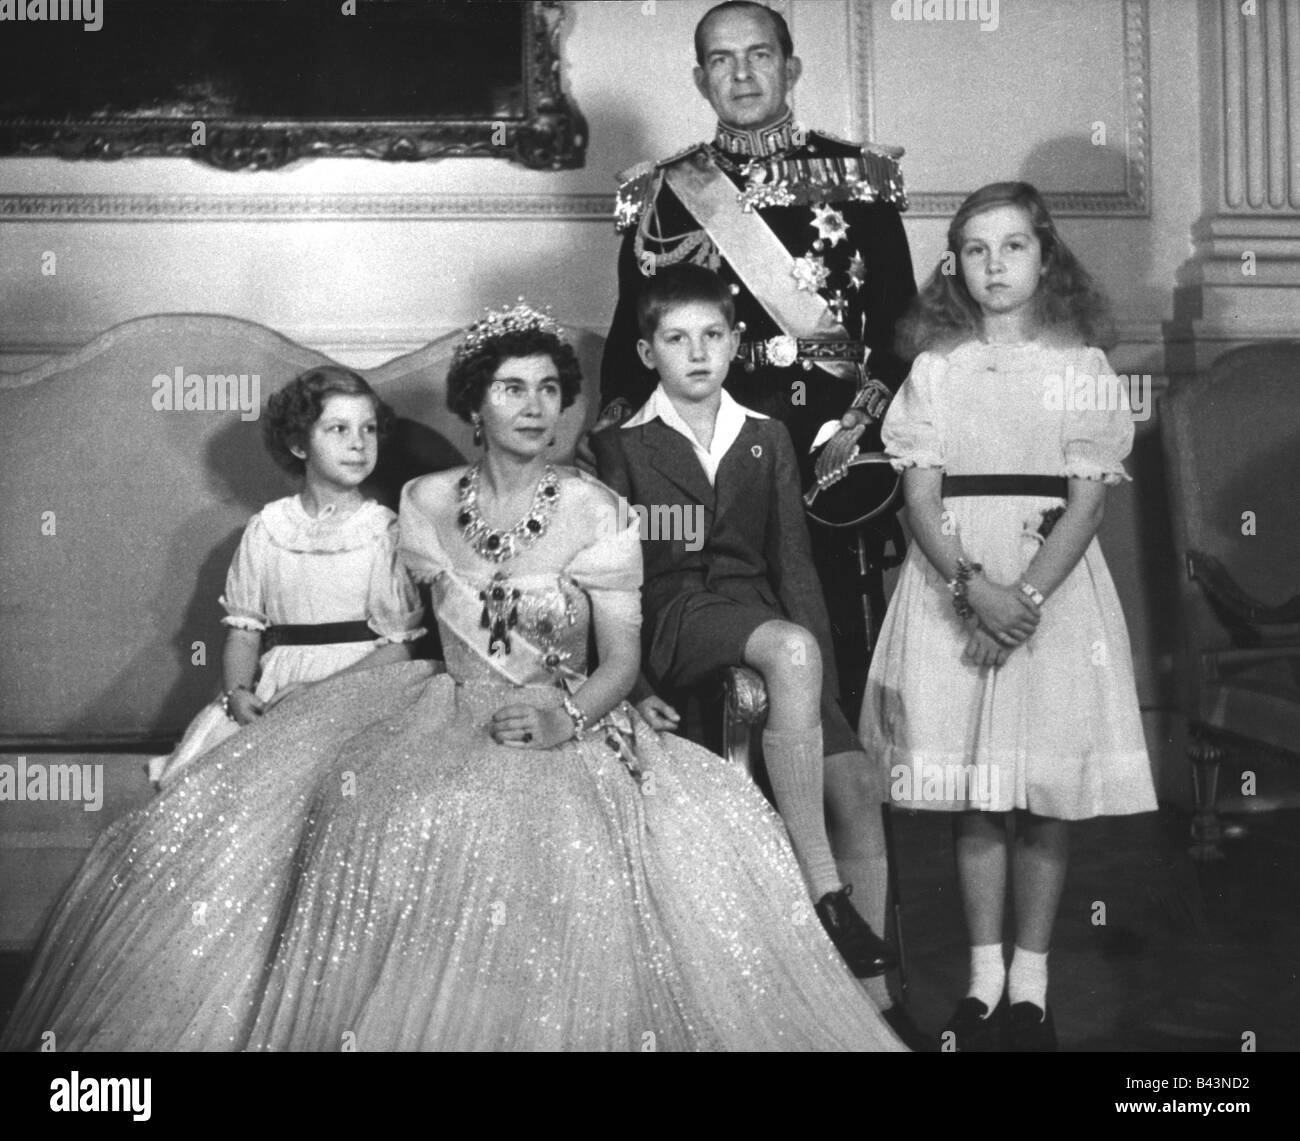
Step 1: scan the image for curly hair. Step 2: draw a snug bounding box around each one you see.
[445,328,583,424]
[897,181,1113,358]
[263,366,396,477]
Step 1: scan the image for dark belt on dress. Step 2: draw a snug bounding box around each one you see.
[736,336,866,371]
[262,620,376,650]
[942,475,1068,498]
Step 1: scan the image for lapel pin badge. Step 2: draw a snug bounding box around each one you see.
[751,444,763,458]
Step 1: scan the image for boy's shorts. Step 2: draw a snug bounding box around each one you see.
[655,593,861,756]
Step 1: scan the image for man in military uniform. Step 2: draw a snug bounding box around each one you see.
[595,0,923,1046]
[598,0,917,717]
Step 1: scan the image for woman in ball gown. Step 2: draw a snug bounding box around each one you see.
[2,308,905,1052]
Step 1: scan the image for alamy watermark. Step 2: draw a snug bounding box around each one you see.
[890,0,999,32]
[1043,365,1152,422]
[152,367,261,421]
[891,760,1000,804]
[0,0,102,31]
[616,496,704,552]
[0,757,104,812]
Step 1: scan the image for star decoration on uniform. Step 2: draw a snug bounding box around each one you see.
[791,254,830,293]
[810,203,849,248]
[848,249,867,291]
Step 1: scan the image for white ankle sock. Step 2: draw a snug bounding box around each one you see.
[762,727,841,899]
[1008,946,1048,1009]
[968,943,1006,1012]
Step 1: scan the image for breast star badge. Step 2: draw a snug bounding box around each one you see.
[810,203,849,248]
[791,254,830,293]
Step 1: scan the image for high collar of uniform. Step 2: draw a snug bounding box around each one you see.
[712,110,799,158]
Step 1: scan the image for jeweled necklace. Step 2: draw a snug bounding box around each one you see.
[457,462,559,563]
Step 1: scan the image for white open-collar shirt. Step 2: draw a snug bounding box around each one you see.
[622,384,768,487]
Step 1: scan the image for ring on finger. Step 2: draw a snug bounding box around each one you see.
[522,731,533,743]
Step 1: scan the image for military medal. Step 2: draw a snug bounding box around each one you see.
[810,203,849,248]
[791,253,830,293]
[848,250,867,291]
[828,290,850,325]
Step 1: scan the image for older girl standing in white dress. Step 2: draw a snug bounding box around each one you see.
[859,182,1157,1051]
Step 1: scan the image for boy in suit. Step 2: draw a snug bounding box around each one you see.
[592,264,896,988]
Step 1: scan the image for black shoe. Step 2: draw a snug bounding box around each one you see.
[814,885,898,978]
[939,995,1007,1052]
[1007,1001,1057,1051]
[882,1003,934,1052]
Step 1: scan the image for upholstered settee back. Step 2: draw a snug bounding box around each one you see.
[0,314,602,744]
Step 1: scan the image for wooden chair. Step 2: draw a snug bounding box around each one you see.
[1161,342,1300,859]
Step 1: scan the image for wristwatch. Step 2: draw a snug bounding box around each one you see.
[1019,581,1046,608]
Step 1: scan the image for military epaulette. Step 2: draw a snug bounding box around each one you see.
[614,159,657,233]
[812,127,906,163]
[849,143,908,211]
[614,143,710,232]
[654,141,710,171]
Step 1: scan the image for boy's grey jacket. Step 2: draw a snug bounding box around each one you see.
[592,414,840,698]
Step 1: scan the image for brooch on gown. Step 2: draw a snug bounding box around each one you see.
[479,572,521,656]
[515,583,579,675]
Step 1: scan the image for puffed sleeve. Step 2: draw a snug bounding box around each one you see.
[881,352,945,471]
[565,476,644,642]
[219,513,271,632]
[396,477,451,586]
[1061,348,1134,484]
[367,517,427,645]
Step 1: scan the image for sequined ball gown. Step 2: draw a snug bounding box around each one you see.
[2,469,905,1052]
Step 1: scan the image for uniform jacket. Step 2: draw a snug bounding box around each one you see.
[601,118,918,475]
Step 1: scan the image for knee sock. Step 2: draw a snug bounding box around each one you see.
[1008,946,1048,1010]
[968,943,1007,1012]
[762,726,841,900]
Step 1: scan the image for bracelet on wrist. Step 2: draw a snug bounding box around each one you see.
[1019,580,1046,608]
[561,693,589,737]
[948,558,983,620]
[221,685,251,722]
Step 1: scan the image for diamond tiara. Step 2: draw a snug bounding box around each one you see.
[453,301,564,362]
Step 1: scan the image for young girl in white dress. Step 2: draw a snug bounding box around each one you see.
[148,365,424,787]
[858,182,1157,1051]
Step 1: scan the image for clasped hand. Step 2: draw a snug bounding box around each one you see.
[962,578,1041,668]
[490,703,574,749]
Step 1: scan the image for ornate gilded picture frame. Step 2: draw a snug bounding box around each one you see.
[0,0,586,171]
